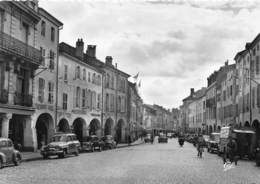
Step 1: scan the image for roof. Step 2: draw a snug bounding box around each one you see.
[248,33,260,50]
[182,87,206,102]
[38,7,63,27]
[234,49,246,61]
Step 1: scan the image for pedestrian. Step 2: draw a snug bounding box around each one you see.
[196,135,204,158]
[227,138,238,165]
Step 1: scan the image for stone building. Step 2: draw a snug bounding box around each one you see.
[128,81,143,141]
[143,104,157,131]
[58,40,103,142]
[0,1,64,151]
[87,53,130,143]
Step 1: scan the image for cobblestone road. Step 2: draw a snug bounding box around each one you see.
[0,138,259,184]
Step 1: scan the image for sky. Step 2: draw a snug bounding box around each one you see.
[40,0,260,109]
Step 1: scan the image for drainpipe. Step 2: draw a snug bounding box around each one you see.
[55,26,63,132]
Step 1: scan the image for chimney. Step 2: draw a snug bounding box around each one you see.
[225,60,228,66]
[190,88,194,97]
[75,39,84,59]
[105,56,113,65]
[86,45,96,58]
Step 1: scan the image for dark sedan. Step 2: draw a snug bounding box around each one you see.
[81,135,104,152]
[102,135,117,149]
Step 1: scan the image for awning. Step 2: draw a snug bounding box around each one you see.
[233,129,255,134]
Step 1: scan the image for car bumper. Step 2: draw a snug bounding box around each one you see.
[41,150,63,156]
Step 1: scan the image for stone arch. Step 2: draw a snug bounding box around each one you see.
[115,119,126,143]
[213,124,216,132]
[58,118,70,133]
[245,121,250,128]
[89,118,101,137]
[217,126,221,132]
[104,118,114,136]
[73,118,87,142]
[35,113,54,149]
[209,125,213,134]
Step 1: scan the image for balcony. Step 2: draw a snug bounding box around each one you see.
[0,31,42,65]
[0,89,8,104]
[14,92,33,107]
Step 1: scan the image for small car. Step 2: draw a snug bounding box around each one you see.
[144,134,153,143]
[41,133,80,159]
[81,135,104,152]
[158,134,168,143]
[0,138,22,169]
[166,133,172,138]
[102,135,117,149]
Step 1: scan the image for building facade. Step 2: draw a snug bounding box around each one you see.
[58,40,103,142]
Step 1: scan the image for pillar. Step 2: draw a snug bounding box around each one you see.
[23,116,36,151]
[1,113,12,138]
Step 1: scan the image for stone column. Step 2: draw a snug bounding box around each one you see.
[23,116,37,151]
[1,113,12,138]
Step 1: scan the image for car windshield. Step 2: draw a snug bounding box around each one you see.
[210,134,220,142]
[52,135,67,142]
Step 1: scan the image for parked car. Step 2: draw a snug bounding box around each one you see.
[102,135,117,149]
[158,134,168,143]
[0,138,22,169]
[207,132,220,153]
[166,133,172,138]
[41,133,80,159]
[144,134,153,143]
[81,135,104,152]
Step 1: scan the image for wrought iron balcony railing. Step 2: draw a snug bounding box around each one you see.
[14,92,33,107]
[0,31,42,65]
[0,89,8,104]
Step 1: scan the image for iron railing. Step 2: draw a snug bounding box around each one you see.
[14,92,33,107]
[0,31,41,65]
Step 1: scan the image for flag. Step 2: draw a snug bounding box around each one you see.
[138,80,141,87]
[133,72,139,80]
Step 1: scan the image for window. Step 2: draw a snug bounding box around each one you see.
[38,78,45,103]
[257,84,260,108]
[76,87,81,108]
[97,93,101,109]
[230,85,232,96]
[41,21,46,36]
[75,66,80,79]
[106,74,110,88]
[97,75,101,86]
[88,72,91,82]
[111,76,114,89]
[111,94,114,111]
[106,93,109,111]
[49,50,55,70]
[64,65,68,82]
[252,88,255,108]
[51,27,55,42]
[92,73,95,84]
[88,89,92,108]
[92,91,96,109]
[63,93,68,110]
[48,82,54,104]
[40,47,45,66]
[83,69,86,80]
[82,89,86,108]
[256,56,259,75]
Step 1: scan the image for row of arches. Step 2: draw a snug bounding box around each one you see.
[35,113,126,149]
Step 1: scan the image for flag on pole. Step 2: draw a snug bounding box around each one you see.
[133,72,139,80]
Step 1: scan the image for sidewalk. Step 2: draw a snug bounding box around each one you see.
[21,138,144,162]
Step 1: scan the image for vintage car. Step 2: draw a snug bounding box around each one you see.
[158,134,168,143]
[0,138,22,169]
[207,132,220,153]
[41,133,80,159]
[102,135,117,149]
[144,134,153,143]
[81,135,104,152]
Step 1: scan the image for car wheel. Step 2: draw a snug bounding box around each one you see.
[59,150,66,158]
[13,155,21,166]
[74,148,79,156]
[43,154,48,159]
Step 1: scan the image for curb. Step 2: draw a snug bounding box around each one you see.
[21,142,145,162]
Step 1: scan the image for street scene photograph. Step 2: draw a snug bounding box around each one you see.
[0,0,260,183]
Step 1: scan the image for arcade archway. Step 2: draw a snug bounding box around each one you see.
[89,118,101,136]
[209,125,213,134]
[58,119,70,133]
[35,113,54,149]
[73,118,86,142]
[104,118,114,136]
[116,119,125,143]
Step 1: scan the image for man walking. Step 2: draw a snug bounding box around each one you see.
[227,138,238,165]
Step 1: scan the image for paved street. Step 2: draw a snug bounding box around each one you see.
[0,138,259,184]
